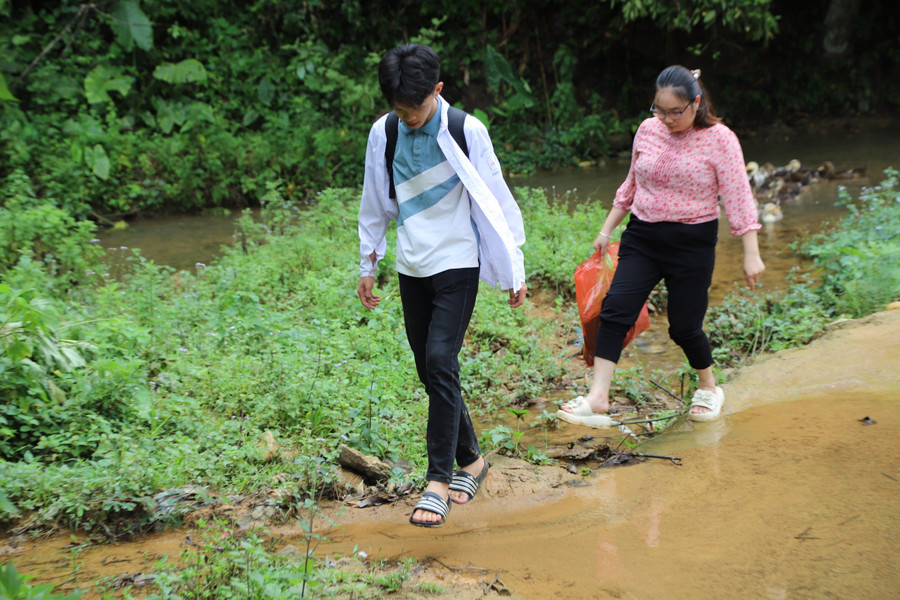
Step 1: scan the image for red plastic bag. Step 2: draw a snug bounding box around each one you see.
[574,242,650,366]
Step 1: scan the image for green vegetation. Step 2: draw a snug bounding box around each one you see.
[0,182,571,534]
[1,175,897,598]
[0,561,82,599]
[2,2,898,217]
[2,172,898,538]
[707,169,900,366]
[794,172,900,318]
[142,519,418,600]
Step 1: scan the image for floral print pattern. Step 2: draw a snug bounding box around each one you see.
[613,117,761,237]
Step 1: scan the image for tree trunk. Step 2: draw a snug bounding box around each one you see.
[822,0,862,59]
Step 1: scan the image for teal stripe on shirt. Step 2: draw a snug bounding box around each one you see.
[397,174,462,227]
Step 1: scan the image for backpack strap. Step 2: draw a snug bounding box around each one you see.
[447,105,469,157]
[385,106,469,200]
[384,112,400,200]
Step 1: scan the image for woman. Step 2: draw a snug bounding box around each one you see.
[559,65,765,425]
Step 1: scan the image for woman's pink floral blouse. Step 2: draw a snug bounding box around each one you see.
[613,117,761,236]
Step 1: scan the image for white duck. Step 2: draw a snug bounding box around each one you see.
[746,161,771,191]
[760,202,783,224]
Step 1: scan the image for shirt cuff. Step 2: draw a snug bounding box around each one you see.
[731,222,762,237]
[359,256,378,278]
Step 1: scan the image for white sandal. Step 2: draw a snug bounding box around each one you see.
[556,396,616,428]
[688,387,724,422]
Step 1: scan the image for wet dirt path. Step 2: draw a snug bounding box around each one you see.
[316,392,898,600]
[309,309,900,599]
[3,310,899,599]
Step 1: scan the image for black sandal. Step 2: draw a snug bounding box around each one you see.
[409,491,451,527]
[449,460,490,504]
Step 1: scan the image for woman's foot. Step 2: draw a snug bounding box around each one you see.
[690,368,720,418]
[411,481,450,525]
[559,395,609,415]
[556,395,617,428]
[688,386,724,422]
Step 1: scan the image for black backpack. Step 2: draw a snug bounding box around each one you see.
[384,106,469,200]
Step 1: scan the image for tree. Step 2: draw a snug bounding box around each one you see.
[822,0,862,59]
[606,0,780,43]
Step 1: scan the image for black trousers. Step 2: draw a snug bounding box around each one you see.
[398,267,482,484]
[595,215,718,369]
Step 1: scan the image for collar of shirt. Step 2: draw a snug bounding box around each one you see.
[398,97,443,138]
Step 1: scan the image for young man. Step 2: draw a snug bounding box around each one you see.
[357,44,527,527]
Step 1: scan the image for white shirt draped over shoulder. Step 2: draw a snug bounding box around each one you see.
[358,97,526,292]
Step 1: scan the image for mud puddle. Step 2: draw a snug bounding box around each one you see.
[4,310,899,599]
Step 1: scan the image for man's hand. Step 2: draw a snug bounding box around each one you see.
[357,276,381,309]
[507,283,527,308]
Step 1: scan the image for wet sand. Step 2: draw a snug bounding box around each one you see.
[3,309,899,599]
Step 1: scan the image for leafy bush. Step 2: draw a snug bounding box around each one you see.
[0,282,97,459]
[793,169,900,318]
[708,171,900,366]
[707,277,830,367]
[0,562,82,600]
[0,170,102,283]
[4,0,900,223]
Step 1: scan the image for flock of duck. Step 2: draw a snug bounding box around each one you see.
[746,159,868,223]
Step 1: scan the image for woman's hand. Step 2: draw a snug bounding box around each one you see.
[592,207,628,256]
[593,232,611,255]
[741,230,765,287]
[743,254,765,288]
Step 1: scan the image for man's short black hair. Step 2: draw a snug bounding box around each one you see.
[378,43,441,108]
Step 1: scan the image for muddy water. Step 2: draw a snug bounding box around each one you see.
[1,532,185,596]
[314,393,899,600]
[97,210,245,274]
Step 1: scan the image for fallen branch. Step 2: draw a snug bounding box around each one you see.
[648,378,685,403]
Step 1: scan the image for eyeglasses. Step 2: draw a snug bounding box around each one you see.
[649,101,693,119]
